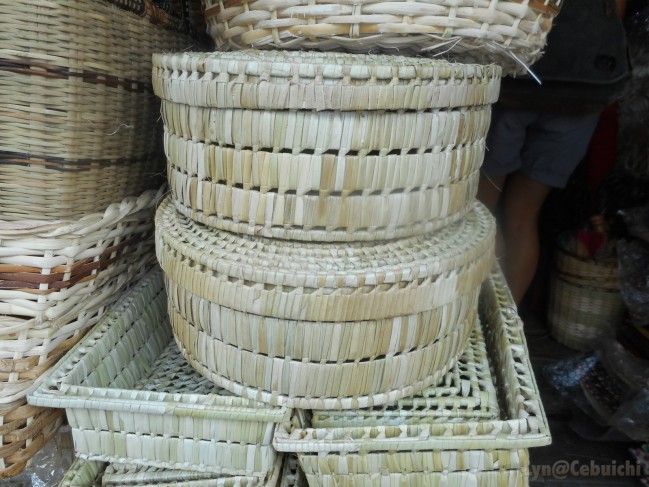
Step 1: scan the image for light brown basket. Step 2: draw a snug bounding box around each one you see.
[30,270,290,476]
[272,267,551,486]
[152,50,502,111]
[0,189,161,403]
[0,0,193,220]
[201,0,560,75]
[155,196,495,408]
[548,245,625,351]
[0,399,65,478]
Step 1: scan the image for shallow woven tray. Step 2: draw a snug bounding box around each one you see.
[58,456,291,487]
[0,398,64,478]
[0,0,192,220]
[0,189,161,403]
[548,246,625,351]
[156,197,494,408]
[29,270,290,476]
[273,267,551,486]
[152,50,501,111]
[202,0,560,75]
[310,316,499,427]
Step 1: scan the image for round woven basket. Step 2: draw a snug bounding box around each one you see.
[155,196,495,408]
[201,0,560,75]
[548,246,625,351]
[152,50,502,111]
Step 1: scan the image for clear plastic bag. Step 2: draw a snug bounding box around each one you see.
[617,238,649,326]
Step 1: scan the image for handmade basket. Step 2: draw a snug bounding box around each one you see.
[29,270,291,476]
[155,196,495,409]
[273,267,552,486]
[310,316,499,427]
[153,50,499,241]
[0,399,65,478]
[0,189,161,404]
[548,245,625,351]
[201,0,560,75]
[0,0,193,220]
[59,455,306,487]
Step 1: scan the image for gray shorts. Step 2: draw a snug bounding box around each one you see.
[481,106,600,188]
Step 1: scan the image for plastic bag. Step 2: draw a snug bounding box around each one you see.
[617,239,649,326]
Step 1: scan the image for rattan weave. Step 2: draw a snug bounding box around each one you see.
[0,189,161,404]
[310,317,499,427]
[273,267,551,486]
[30,270,290,476]
[152,50,501,111]
[0,399,64,477]
[202,0,560,75]
[156,197,495,408]
[0,0,192,220]
[548,246,625,351]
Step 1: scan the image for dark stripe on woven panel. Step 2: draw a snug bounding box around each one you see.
[0,151,164,171]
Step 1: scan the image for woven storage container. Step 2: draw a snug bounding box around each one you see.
[548,245,625,351]
[0,189,161,404]
[201,0,560,75]
[59,455,306,487]
[0,0,193,221]
[155,196,495,409]
[29,269,291,476]
[153,51,500,242]
[273,267,552,487]
[0,399,65,477]
[310,316,499,427]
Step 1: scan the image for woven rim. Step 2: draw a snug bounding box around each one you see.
[161,101,492,153]
[169,164,479,237]
[167,277,480,362]
[309,316,499,427]
[155,196,495,321]
[165,131,486,195]
[173,312,474,409]
[202,0,560,75]
[152,50,501,111]
[272,266,551,451]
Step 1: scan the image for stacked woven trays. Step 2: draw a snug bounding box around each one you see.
[152,50,500,410]
[0,0,197,475]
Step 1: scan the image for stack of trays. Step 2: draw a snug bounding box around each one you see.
[30,270,290,483]
[152,50,499,409]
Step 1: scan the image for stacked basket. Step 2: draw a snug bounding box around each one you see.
[151,49,501,410]
[0,0,196,475]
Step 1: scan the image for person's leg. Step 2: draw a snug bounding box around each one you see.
[477,174,506,213]
[500,172,553,305]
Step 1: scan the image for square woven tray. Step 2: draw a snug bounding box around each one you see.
[29,269,291,477]
[273,267,551,486]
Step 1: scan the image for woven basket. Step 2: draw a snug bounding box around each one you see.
[29,270,290,476]
[201,0,560,75]
[273,267,551,486]
[0,0,193,220]
[154,50,498,241]
[0,188,161,404]
[155,196,495,408]
[59,455,306,487]
[0,399,65,478]
[310,316,499,427]
[548,245,625,351]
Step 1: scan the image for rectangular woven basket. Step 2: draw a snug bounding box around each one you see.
[0,189,162,405]
[59,455,307,487]
[273,267,551,487]
[29,268,291,477]
[0,0,194,221]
